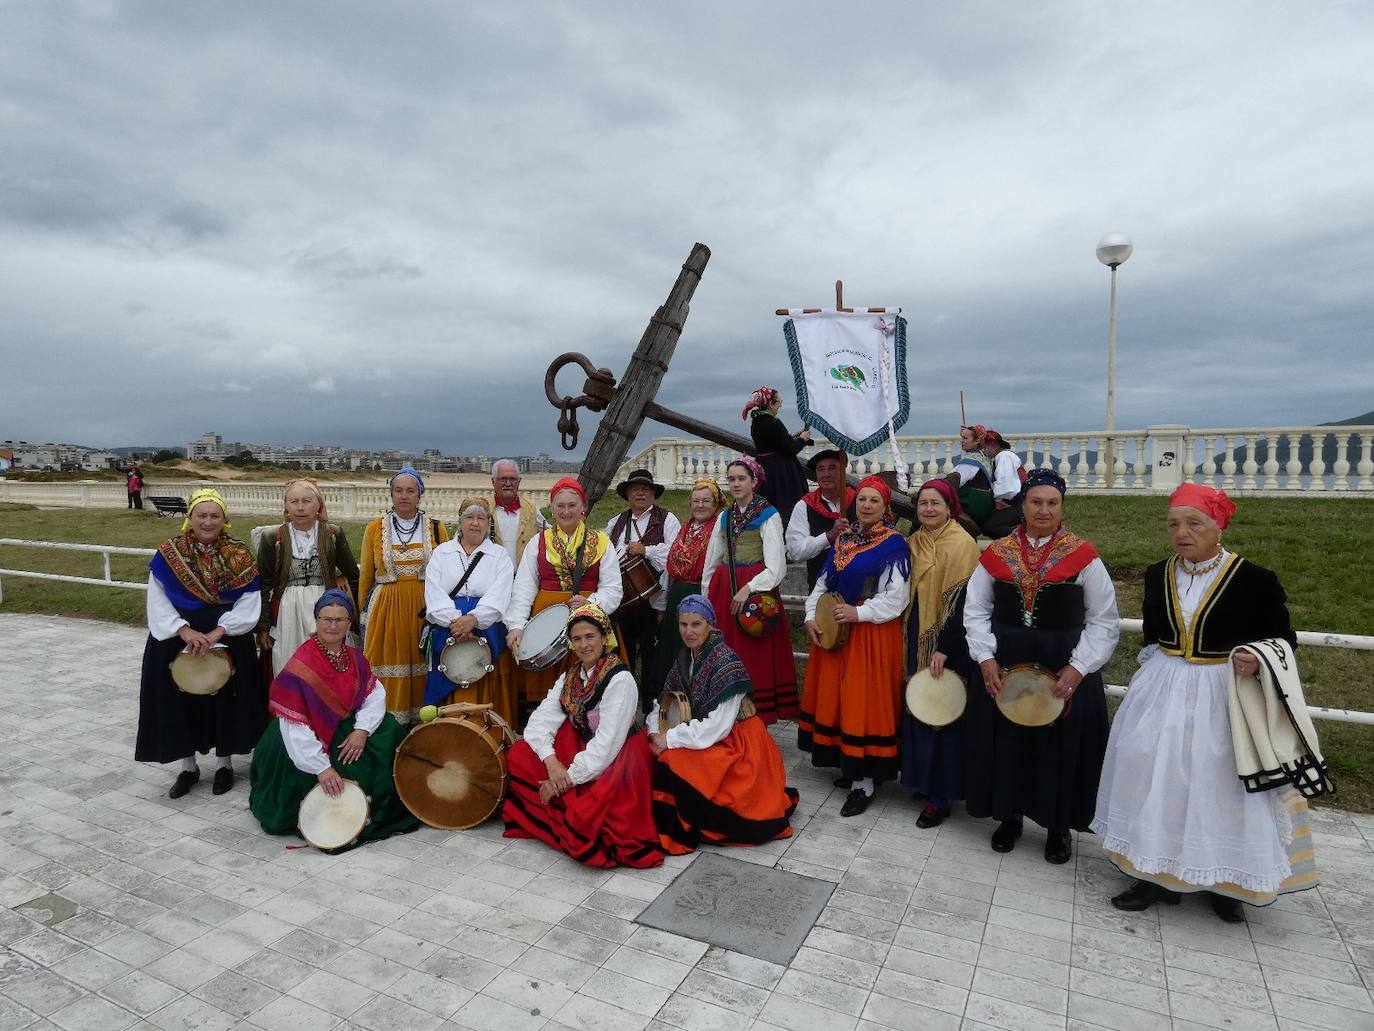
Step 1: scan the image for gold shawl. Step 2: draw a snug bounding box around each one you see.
[906,518,981,670]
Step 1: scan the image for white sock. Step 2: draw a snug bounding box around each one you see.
[215,755,232,770]
[180,756,199,773]
[854,777,875,797]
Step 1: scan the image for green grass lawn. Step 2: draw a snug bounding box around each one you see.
[3,494,1372,810]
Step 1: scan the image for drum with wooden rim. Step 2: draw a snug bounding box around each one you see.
[393,703,516,830]
[995,662,1064,727]
[657,690,692,735]
[169,647,232,696]
[298,779,370,851]
[905,668,967,728]
[813,592,849,651]
[619,555,661,610]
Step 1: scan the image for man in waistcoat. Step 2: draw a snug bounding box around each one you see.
[489,459,546,568]
[604,469,680,695]
[785,449,856,590]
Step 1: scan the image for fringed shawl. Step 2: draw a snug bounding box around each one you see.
[269,640,373,748]
[666,518,714,583]
[820,525,910,606]
[542,523,610,592]
[560,654,627,739]
[908,519,981,670]
[151,532,258,610]
[665,631,753,718]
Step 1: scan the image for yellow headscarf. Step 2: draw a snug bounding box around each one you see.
[691,478,725,514]
[181,487,231,534]
[567,601,618,651]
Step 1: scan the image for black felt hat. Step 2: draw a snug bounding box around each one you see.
[805,449,848,481]
[615,469,666,500]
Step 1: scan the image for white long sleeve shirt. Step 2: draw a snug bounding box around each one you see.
[962,537,1120,676]
[521,669,639,785]
[804,555,910,625]
[645,692,741,750]
[279,679,387,776]
[700,508,786,599]
[991,451,1024,502]
[492,504,548,567]
[605,508,681,613]
[506,531,624,630]
[424,538,514,628]
[785,495,845,564]
[145,575,262,641]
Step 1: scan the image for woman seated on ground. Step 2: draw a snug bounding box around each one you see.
[136,488,263,799]
[423,498,516,727]
[502,604,663,868]
[800,476,911,817]
[1093,484,1317,922]
[648,595,798,854]
[249,590,417,846]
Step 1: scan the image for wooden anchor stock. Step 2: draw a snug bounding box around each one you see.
[544,243,915,517]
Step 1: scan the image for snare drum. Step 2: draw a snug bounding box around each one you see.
[393,708,516,830]
[813,592,849,652]
[169,647,233,696]
[619,555,661,610]
[516,603,571,671]
[657,690,692,735]
[995,662,1064,727]
[298,779,370,851]
[905,668,967,728]
[438,637,494,687]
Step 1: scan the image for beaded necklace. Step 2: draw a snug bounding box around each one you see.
[312,633,351,673]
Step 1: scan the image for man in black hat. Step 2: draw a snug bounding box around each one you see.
[603,469,681,702]
[785,449,857,590]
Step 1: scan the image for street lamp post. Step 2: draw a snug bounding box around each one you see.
[1096,233,1133,488]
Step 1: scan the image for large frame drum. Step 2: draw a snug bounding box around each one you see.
[393,705,516,830]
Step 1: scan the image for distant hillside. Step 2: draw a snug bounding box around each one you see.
[1213,408,1373,469]
[1325,409,1374,427]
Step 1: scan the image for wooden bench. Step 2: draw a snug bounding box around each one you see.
[148,495,188,517]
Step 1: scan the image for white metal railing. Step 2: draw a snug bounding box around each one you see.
[622,424,1374,494]
[0,539,156,602]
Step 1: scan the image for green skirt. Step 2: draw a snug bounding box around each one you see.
[249,714,419,848]
[958,485,994,524]
[651,578,701,690]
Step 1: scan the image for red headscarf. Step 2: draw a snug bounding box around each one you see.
[549,476,587,505]
[963,424,988,444]
[855,474,891,507]
[1168,483,1236,530]
[915,477,962,517]
[741,386,779,420]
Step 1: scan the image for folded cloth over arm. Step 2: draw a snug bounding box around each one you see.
[1227,638,1334,798]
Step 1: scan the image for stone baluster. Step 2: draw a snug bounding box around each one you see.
[1332,432,1351,491]
[1308,432,1327,490]
[1056,439,1072,483]
[1242,434,1260,490]
[1220,435,1238,489]
[1261,434,1281,490]
[1357,432,1374,491]
[1199,435,1216,484]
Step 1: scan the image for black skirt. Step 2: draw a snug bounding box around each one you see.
[135,602,267,763]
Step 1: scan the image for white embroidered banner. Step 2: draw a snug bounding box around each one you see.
[782,309,910,458]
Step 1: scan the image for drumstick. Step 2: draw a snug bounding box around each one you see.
[960,390,966,428]
[435,702,494,717]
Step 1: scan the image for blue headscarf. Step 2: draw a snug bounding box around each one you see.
[313,588,356,619]
[389,464,425,495]
[1017,467,1067,503]
[677,594,716,626]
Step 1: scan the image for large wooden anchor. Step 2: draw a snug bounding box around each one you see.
[544,242,915,516]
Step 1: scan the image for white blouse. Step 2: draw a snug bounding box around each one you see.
[424,538,514,629]
[646,691,741,750]
[991,451,1024,502]
[507,532,623,631]
[804,555,910,625]
[493,504,548,566]
[700,506,786,598]
[963,534,1120,676]
[521,669,639,785]
[279,679,386,776]
[1175,549,1232,626]
[785,495,843,564]
[605,508,682,614]
[145,575,262,641]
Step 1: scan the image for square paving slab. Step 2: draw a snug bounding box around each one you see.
[635,852,834,965]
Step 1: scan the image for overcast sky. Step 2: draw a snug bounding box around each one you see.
[3,2,1372,459]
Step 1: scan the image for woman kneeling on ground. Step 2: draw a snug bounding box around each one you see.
[249,590,418,847]
[648,594,798,854]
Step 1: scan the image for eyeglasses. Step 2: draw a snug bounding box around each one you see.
[316,616,351,625]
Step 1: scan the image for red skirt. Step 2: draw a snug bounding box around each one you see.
[705,562,799,724]
[653,716,799,856]
[798,619,905,781]
[502,721,664,869]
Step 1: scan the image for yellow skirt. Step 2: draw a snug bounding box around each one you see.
[363,578,428,711]
[430,648,520,734]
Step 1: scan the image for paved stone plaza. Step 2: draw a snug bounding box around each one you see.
[1,612,1372,1031]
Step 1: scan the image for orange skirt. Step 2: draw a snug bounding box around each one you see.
[515,590,632,710]
[798,619,905,781]
[653,716,798,856]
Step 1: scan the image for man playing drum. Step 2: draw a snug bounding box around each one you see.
[604,469,680,698]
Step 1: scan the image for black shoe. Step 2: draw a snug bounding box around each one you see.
[212,766,234,795]
[991,820,1022,853]
[840,789,872,817]
[1209,893,1245,923]
[169,770,199,799]
[1111,880,1181,912]
[833,776,852,789]
[916,803,950,829]
[1044,830,1073,865]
